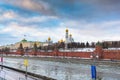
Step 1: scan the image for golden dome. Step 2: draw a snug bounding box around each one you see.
[66,28,68,32]
[60,39,63,42]
[69,34,72,37]
[48,37,51,41]
[58,40,61,43]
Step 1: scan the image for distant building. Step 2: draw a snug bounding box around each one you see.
[0,38,43,49]
[43,37,53,46]
[65,28,74,49]
[102,41,120,48]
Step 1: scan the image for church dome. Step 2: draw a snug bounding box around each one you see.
[48,37,51,41]
[66,28,68,32]
[69,34,72,37]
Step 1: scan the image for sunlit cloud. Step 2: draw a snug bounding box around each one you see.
[1,18,120,44]
[0,0,120,45]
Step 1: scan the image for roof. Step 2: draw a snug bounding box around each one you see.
[21,38,27,42]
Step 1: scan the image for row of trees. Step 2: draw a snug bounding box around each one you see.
[18,42,96,52]
[20,41,120,51]
[102,41,120,48]
[2,41,120,53]
[56,42,96,49]
[0,47,10,52]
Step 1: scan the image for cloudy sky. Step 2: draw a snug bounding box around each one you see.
[0,0,120,45]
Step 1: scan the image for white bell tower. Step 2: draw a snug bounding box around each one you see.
[65,28,69,49]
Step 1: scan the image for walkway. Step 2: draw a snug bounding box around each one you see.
[0,68,42,80]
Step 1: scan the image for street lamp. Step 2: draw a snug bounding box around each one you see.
[24,48,29,80]
[90,53,99,80]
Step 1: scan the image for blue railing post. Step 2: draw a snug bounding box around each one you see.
[91,65,96,80]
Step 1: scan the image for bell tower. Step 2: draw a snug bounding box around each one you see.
[65,28,69,49]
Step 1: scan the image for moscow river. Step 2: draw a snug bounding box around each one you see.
[2,57,120,80]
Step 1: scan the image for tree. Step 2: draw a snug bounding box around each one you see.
[102,42,108,49]
[96,41,101,46]
[86,42,90,48]
[57,42,65,49]
[72,42,77,48]
[19,43,23,50]
[4,47,10,55]
[91,42,95,48]
[33,43,37,55]
[77,42,81,48]
[38,46,41,50]
[81,42,85,48]
[18,43,24,55]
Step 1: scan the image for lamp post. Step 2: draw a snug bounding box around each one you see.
[24,48,29,80]
[91,53,99,80]
[24,59,28,80]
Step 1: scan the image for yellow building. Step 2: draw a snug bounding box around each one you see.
[0,39,43,50]
[16,39,43,49]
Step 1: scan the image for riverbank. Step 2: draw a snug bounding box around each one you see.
[3,55,120,66]
[3,55,120,80]
[0,65,56,80]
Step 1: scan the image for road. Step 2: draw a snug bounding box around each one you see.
[0,68,42,80]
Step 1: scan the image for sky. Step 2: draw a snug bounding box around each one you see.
[0,0,120,45]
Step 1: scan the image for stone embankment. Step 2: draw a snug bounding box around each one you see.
[0,64,56,80]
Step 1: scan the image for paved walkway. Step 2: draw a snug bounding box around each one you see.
[0,68,42,80]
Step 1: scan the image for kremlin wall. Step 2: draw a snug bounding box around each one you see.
[1,44,120,60]
[0,29,120,60]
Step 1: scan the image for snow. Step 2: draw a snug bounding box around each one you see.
[59,48,95,52]
[0,68,38,80]
[2,57,120,80]
[104,48,120,50]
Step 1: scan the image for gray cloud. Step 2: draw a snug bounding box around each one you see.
[1,0,120,21]
[3,0,55,15]
[81,0,120,11]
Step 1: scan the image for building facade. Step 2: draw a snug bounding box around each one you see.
[0,38,43,50]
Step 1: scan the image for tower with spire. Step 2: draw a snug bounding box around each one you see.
[48,37,51,45]
[69,34,74,43]
[65,28,74,50]
[65,28,69,49]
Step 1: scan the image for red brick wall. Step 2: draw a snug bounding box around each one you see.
[34,51,92,58]
[3,46,120,60]
[94,45,103,59]
[102,50,120,60]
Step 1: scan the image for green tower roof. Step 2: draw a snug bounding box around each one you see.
[96,41,102,46]
[21,38,27,42]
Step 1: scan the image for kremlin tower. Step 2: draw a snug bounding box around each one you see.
[65,29,74,50]
[47,37,53,46]
[69,34,74,43]
[48,37,51,45]
[65,28,74,49]
[65,28,69,49]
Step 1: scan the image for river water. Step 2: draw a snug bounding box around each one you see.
[2,57,120,80]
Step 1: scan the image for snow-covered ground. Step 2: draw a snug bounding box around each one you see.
[104,48,120,50]
[59,48,95,52]
[0,67,40,80]
[2,57,120,80]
